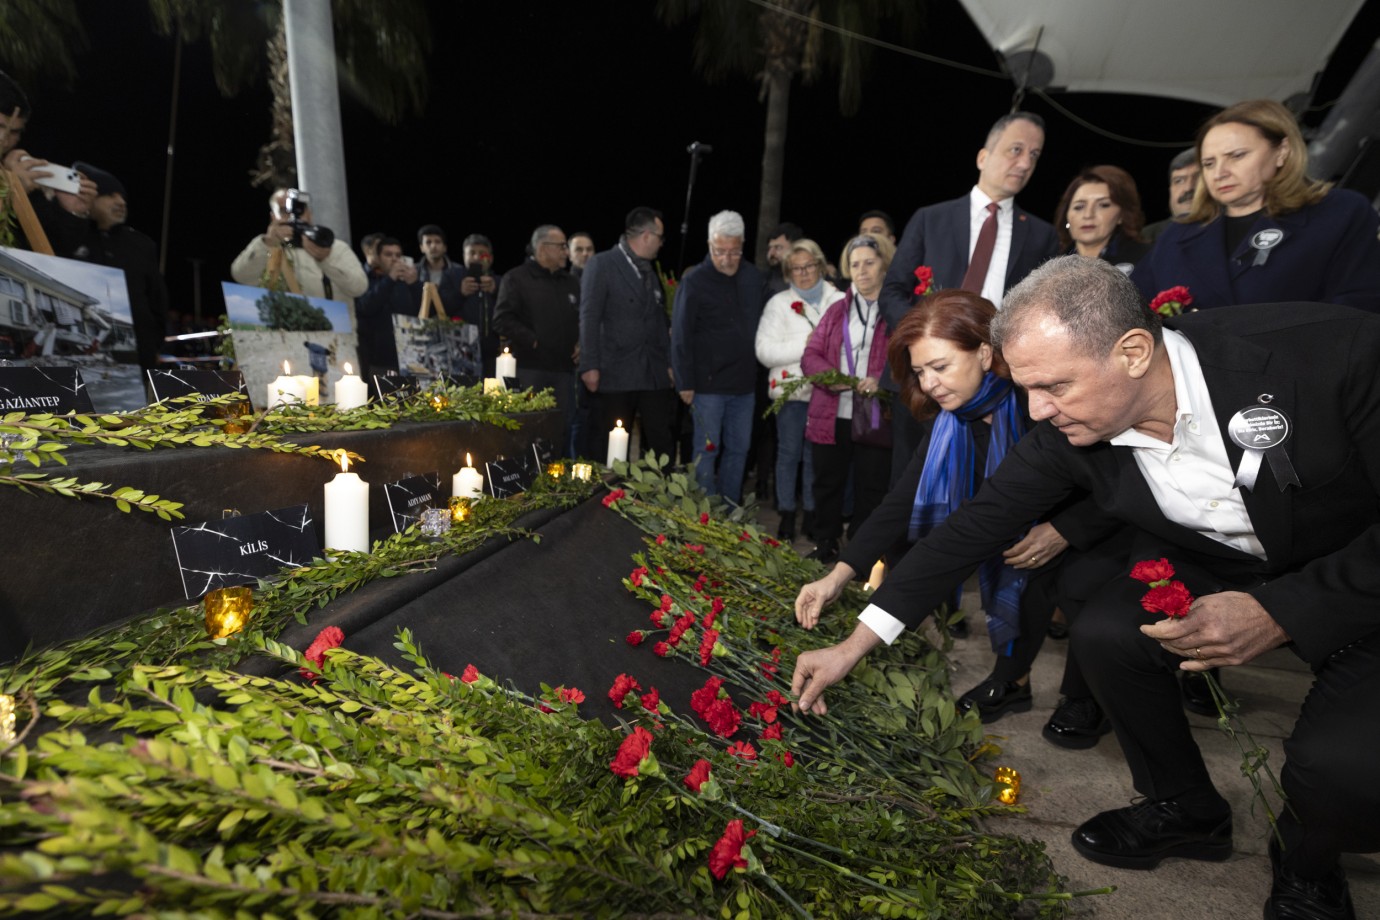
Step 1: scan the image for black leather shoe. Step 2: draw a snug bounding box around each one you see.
[1046,620,1069,640]
[806,540,838,565]
[948,617,970,639]
[776,509,797,542]
[1042,696,1112,749]
[1182,667,1221,716]
[1265,836,1354,920]
[1071,799,1232,869]
[956,677,1032,724]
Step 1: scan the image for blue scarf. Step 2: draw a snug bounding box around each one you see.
[907,372,1029,654]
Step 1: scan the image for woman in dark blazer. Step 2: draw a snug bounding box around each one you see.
[1054,165,1153,273]
[1132,98,1380,312]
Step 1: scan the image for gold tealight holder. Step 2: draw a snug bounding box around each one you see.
[994,766,1021,805]
[570,462,593,482]
[221,397,254,436]
[429,392,450,412]
[204,586,254,639]
[449,496,472,522]
[546,461,566,479]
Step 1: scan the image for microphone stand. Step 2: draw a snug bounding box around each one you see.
[678,141,711,270]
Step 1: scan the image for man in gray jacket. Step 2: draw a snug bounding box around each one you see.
[577,207,676,463]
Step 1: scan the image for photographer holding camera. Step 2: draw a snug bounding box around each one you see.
[230,188,367,304]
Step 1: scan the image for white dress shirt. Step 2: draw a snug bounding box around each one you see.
[858,327,1264,646]
[967,187,1014,307]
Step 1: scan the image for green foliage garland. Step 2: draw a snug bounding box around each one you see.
[0,459,1112,917]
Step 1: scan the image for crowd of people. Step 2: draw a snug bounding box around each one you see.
[8,58,1380,916]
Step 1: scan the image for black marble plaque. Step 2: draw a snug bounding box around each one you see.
[0,366,93,414]
[170,504,320,599]
[147,368,247,403]
[531,437,557,467]
[382,472,442,533]
[485,454,536,499]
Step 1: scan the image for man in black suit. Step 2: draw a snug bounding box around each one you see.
[793,256,1377,920]
[879,112,1060,484]
[577,206,677,463]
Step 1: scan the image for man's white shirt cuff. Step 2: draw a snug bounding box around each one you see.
[858,603,906,645]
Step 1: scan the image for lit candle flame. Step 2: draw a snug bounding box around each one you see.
[503,346,511,355]
[282,360,291,375]
[335,449,350,473]
[465,452,473,467]
[343,362,353,375]
[616,419,624,429]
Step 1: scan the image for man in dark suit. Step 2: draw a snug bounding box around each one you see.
[793,256,1377,920]
[879,112,1060,484]
[578,206,677,463]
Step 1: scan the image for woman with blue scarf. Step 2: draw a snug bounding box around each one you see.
[794,290,1114,743]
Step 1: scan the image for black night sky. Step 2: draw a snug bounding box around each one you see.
[18,1,1377,323]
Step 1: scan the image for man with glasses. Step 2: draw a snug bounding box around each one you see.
[578,207,678,464]
[672,210,764,503]
[494,225,582,456]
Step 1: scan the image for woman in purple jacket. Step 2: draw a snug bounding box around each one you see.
[801,233,895,564]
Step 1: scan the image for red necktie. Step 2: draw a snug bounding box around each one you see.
[961,202,999,294]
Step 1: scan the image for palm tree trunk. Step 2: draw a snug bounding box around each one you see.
[755,69,791,264]
[253,16,297,189]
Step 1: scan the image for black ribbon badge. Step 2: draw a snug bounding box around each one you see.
[1227,394,1301,492]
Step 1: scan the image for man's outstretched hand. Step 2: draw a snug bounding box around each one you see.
[790,624,883,715]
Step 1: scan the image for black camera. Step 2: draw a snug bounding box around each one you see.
[280,188,335,249]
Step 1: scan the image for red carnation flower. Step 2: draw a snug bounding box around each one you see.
[685,544,705,555]
[300,625,345,681]
[912,264,935,297]
[560,686,585,704]
[727,740,757,760]
[699,512,710,524]
[626,630,645,646]
[766,688,786,706]
[708,819,757,880]
[764,537,780,548]
[602,488,626,507]
[656,533,667,545]
[781,369,789,378]
[649,609,665,628]
[769,379,777,390]
[705,697,742,737]
[660,594,674,613]
[739,531,751,542]
[1148,285,1194,317]
[704,441,716,453]
[698,628,720,666]
[630,566,648,587]
[790,300,805,315]
[1142,580,1194,618]
[460,663,480,683]
[690,676,725,715]
[609,726,654,778]
[693,574,708,592]
[1131,557,1176,585]
[684,758,712,793]
[640,687,660,711]
[778,750,796,767]
[747,700,779,724]
[711,597,725,617]
[608,673,642,708]
[653,641,671,657]
[760,721,783,741]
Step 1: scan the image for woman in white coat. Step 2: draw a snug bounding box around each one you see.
[755,239,838,541]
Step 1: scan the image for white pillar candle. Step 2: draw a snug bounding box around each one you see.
[267,360,307,409]
[334,362,368,410]
[483,378,503,395]
[324,450,369,553]
[495,346,517,384]
[452,452,484,499]
[606,419,629,467]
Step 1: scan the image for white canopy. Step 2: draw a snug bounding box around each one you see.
[958,0,1366,107]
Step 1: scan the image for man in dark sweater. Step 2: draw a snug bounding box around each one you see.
[672,210,764,503]
[494,224,581,455]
